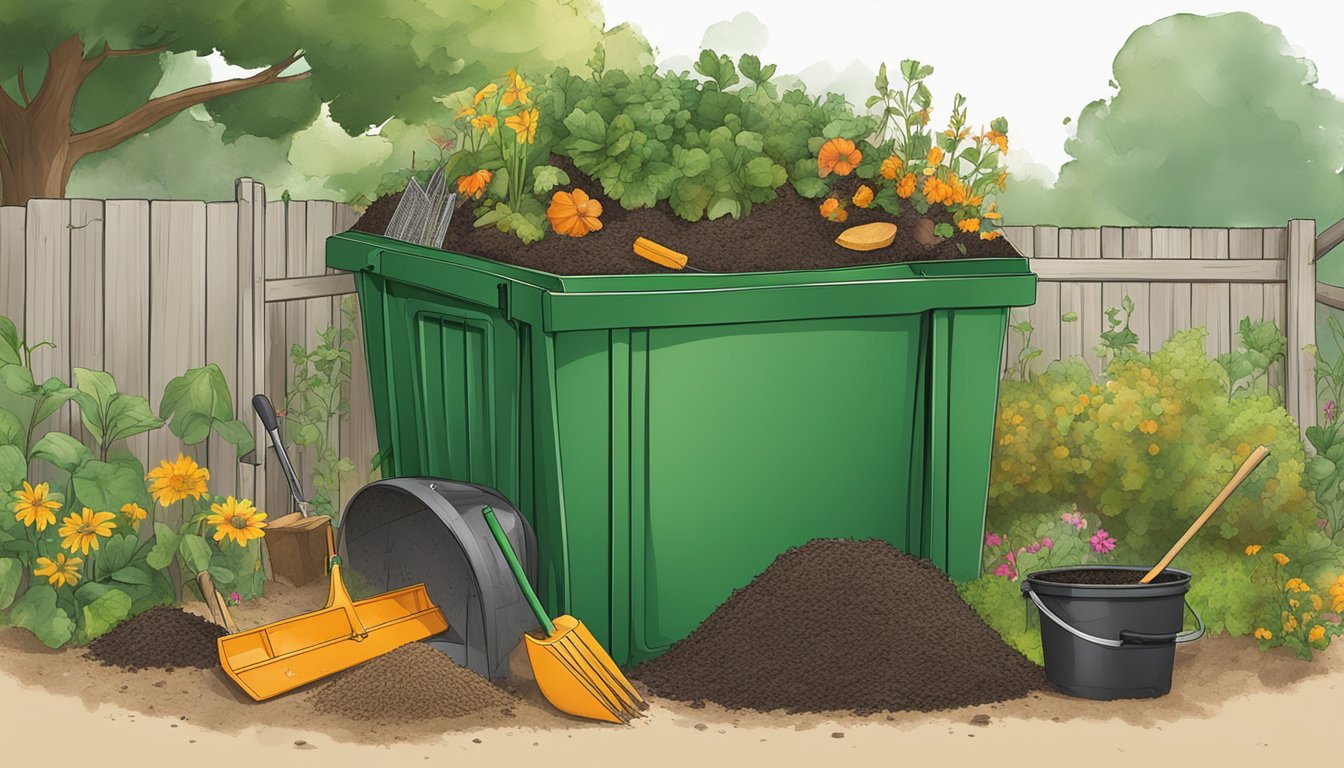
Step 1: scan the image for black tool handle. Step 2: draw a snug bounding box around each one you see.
[252,394,280,432]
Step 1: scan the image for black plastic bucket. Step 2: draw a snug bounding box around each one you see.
[1021,565,1204,700]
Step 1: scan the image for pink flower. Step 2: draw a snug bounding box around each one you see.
[1090,529,1117,553]
[1041,537,1053,549]
[1062,511,1087,531]
[994,563,1015,579]
[1327,400,1338,424]
[228,591,242,606]
[985,532,1002,547]
[1317,519,1329,530]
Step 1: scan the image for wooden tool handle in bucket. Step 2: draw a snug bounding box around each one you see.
[1141,445,1271,583]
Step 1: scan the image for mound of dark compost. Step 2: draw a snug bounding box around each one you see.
[350,157,1020,275]
[1031,568,1185,586]
[308,642,520,723]
[86,606,226,671]
[632,538,1047,715]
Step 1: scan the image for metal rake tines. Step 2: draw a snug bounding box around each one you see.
[383,176,424,242]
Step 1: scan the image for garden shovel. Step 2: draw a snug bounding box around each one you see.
[483,505,647,723]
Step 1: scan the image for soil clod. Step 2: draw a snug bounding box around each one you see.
[87,606,225,671]
[633,539,1047,714]
[307,642,520,723]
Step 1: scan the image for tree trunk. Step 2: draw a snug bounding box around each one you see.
[0,36,84,205]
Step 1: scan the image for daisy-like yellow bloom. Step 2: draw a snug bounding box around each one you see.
[206,497,267,547]
[501,69,532,106]
[121,502,147,531]
[34,553,82,588]
[470,114,498,134]
[1309,625,1326,642]
[1273,552,1290,566]
[146,454,210,507]
[13,481,61,531]
[473,82,499,105]
[504,108,538,144]
[58,508,117,556]
[1253,627,1272,641]
[1245,544,1262,556]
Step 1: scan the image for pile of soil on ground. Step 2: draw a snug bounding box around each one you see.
[308,642,519,723]
[349,156,1020,275]
[86,606,225,671]
[1030,568,1185,586]
[632,539,1048,715]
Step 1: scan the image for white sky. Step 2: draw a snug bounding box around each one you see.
[600,0,1344,178]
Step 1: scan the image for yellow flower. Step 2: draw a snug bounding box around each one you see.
[896,172,916,199]
[986,129,1008,154]
[504,107,538,144]
[120,502,147,531]
[58,508,117,556]
[1253,627,1273,641]
[206,497,267,547]
[1138,419,1158,434]
[1309,625,1326,643]
[852,185,874,208]
[455,105,476,120]
[1273,552,1290,566]
[923,146,944,174]
[1311,594,1324,611]
[995,170,1008,190]
[1285,578,1305,592]
[457,169,493,199]
[1053,445,1069,459]
[470,114,498,134]
[146,454,210,507]
[984,202,1002,220]
[1283,614,1298,632]
[501,69,532,106]
[817,138,862,177]
[1148,443,1160,456]
[13,481,61,532]
[1245,545,1262,556]
[957,218,980,233]
[879,155,904,180]
[473,82,499,105]
[1289,598,1300,610]
[33,553,82,589]
[980,230,1002,241]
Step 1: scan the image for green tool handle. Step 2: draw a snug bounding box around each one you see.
[483,505,555,635]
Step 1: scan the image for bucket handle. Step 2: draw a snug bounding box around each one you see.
[1022,584,1204,648]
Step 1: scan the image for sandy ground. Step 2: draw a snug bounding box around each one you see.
[0,579,1337,766]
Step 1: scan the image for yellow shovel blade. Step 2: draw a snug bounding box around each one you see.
[219,566,448,701]
[525,615,647,724]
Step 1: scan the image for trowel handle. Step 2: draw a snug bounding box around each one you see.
[483,505,555,635]
[251,394,308,509]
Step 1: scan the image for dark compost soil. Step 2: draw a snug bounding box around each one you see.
[350,157,1021,275]
[307,642,521,723]
[631,539,1048,715]
[1030,568,1186,586]
[86,606,226,672]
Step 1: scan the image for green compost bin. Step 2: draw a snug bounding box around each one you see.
[328,232,1037,665]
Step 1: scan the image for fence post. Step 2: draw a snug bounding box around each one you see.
[1286,219,1317,441]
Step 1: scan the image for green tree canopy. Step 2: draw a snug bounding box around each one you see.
[1001,12,1344,229]
[0,0,650,204]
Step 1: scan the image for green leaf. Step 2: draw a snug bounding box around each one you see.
[95,533,140,578]
[207,564,236,584]
[10,584,75,648]
[109,566,152,586]
[146,521,180,570]
[1061,312,1079,322]
[0,557,20,610]
[0,364,37,397]
[71,368,119,443]
[34,382,78,425]
[0,407,24,449]
[933,222,955,238]
[179,534,211,574]
[104,394,162,444]
[742,156,778,188]
[531,164,570,195]
[81,588,132,642]
[159,365,234,444]
[72,460,145,515]
[0,444,24,492]
[30,432,92,473]
[738,53,761,82]
[706,196,741,221]
[211,418,255,459]
[0,317,20,366]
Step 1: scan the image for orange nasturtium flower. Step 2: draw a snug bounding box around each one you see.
[923,146,944,174]
[547,188,604,237]
[980,230,1002,241]
[1273,552,1291,566]
[1253,627,1272,641]
[34,553,82,589]
[473,82,499,105]
[1309,625,1326,643]
[817,138,861,177]
[957,218,980,233]
[986,129,1009,154]
[457,169,493,199]
[120,502,147,531]
[984,202,1002,220]
[818,197,847,223]
[147,454,209,507]
[923,176,949,204]
[206,497,267,547]
[470,114,498,134]
[13,481,61,531]
[879,155,904,180]
[455,105,476,120]
[852,185,874,209]
[896,172,916,199]
[502,69,532,106]
[58,508,117,556]
[505,108,539,144]
[1245,545,1262,556]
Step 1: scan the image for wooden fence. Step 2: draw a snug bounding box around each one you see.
[999,222,1331,435]
[2,183,1341,522]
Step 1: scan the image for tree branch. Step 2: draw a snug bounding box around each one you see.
[106,44,171,58]
[16,67,29,106]
[69,51,306,158]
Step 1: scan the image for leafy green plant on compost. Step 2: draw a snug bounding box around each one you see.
[281,296,358,522]
[0,313,264,648]
[966,299,1344,659]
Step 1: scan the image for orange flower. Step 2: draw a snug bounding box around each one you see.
[896,172,916,199]
[473,82,499,105]
[984,202,1002,220]
[504,108,538,144]
[980,230,1002,241]
[547,188,603,237]
[923,176,949,204]
[879,155,904,180]
[457,169,493,199]
[818,197,848,223]
[817,138,862,177]
[946,175,967,205]
[957,218,980,233]
[455,106,476,120]
[502,68,532,106]
[995,170,1008,190]
[923,146,944,175]
[470,114,498,134]
[852,185,874,209]
[986,130,1008,154]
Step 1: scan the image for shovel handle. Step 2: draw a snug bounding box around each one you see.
[483,505,555,635]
